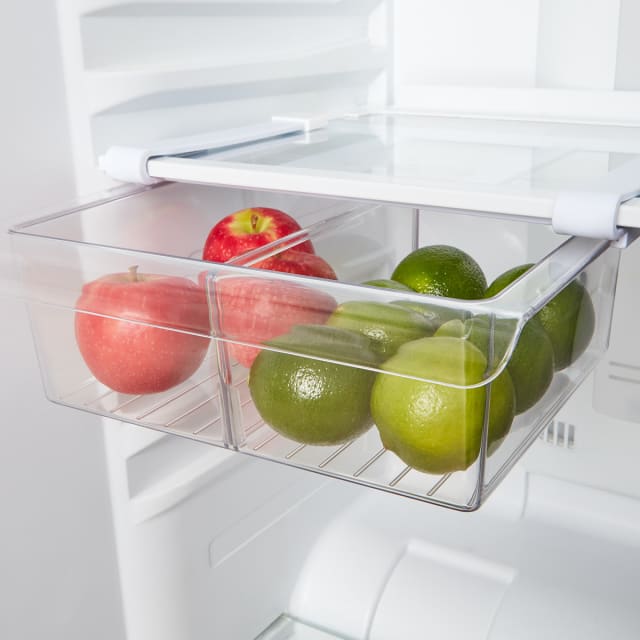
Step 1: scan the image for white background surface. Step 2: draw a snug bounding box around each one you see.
[0,3,124,639]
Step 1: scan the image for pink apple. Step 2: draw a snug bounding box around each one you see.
[212,276,337,368]
[75,266,210,394]
[202,207,314,263]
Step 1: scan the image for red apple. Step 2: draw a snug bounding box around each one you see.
[75,266,210,394]
[213,276,337,368]
[203,207,314,263]
[255,250,337,280]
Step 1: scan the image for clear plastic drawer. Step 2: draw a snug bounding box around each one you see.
[9,181,620,510]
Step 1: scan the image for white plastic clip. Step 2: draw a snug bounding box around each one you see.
[98,118,327,185]
[552,157,640,244]
[272,114,329,145]
[272,114,329,132]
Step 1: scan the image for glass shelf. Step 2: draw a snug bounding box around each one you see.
[147,110,640,228]
[255,615,348,640]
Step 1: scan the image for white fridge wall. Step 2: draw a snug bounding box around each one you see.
[394,0,640,123]
[105,427,358,640]
[57,0,389,193]
[0,2,124,639]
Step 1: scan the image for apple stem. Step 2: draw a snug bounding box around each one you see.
[128,265,140,282]
[251,213,259,232]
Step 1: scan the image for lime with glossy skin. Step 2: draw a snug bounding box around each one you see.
[537,281,595,371]
[486,263,595,371]
[484,263,532,299]
[249,325,381,445]
[391,245,487,300]
[370,336,515,474]
[436,316,554,415]
[326,301,434,359]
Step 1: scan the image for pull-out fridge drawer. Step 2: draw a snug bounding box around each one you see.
[9,178,620,511]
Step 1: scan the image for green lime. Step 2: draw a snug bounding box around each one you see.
[484,263,532,298]
[436,316,554,414]
[362,279,413,291]
[249,325,381,445]
[486,264,595,371]
[391,245,487,299]
[326,301,434,359]
[537,281,595,371]
[371,336,515,474]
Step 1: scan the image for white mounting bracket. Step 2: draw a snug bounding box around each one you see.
[98,116,328,185]
[552,157,640,246]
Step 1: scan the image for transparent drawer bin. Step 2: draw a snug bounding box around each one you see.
[9,182,620,510]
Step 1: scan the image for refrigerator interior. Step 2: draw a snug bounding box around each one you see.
[7,1,640,639]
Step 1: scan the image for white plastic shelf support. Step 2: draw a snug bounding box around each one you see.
[552,157,640,245]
